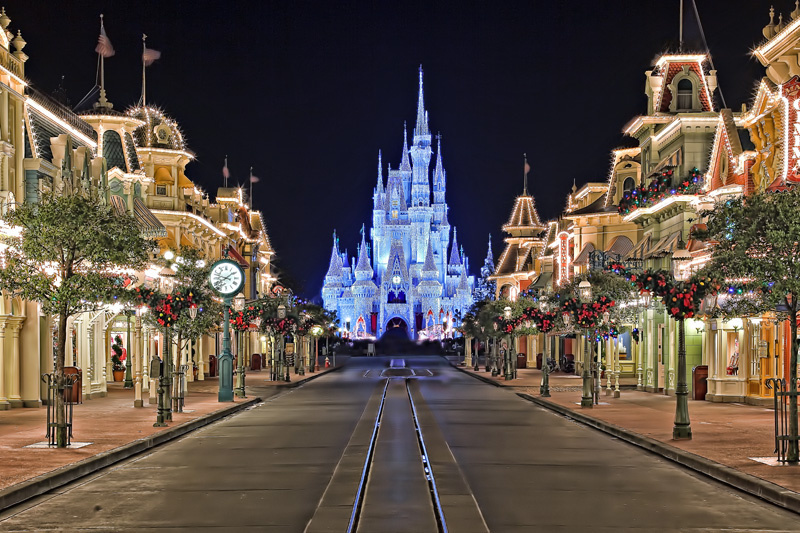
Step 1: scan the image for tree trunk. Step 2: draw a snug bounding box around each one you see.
[789,302,798,463]
[55,311,68,447]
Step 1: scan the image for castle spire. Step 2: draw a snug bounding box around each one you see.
[434,134,445,189]
[376,150,384,192]
[355,226,373,277]
[422,237,438,278]
[325,230,343,279]
[487,234,493,260]
[449,227,462,267]
[414,66,429,138]
[400,122,412,171]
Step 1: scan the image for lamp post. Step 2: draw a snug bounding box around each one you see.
[253,316,262,373]
[233,293,246,398]
[491,322,499,376]
[540,301,551,398]
[598,310,610,404]
[578,280,594,408]
[504,306,514,380]
[123,308,134,389]
[311,325,322,372]
[277,303,289,382]
[672,248,693,440]
[638,290,651,390]
[154,270,175,426]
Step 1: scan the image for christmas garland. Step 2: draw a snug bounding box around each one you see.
[617,168,704,215]
[628,270,721,320]
[561,296,615,329]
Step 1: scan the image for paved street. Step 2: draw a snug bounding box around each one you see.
[2,356,800,532]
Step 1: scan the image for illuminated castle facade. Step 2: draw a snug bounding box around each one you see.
[323,69,474,339]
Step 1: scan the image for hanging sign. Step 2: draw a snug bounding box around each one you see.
[782,76,800,182]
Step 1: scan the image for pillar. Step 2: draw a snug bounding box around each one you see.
[197,333,205,381]
[8,321,22,407]
[134,314,143,407]
[142,327,150,393]
[0,321,8,410]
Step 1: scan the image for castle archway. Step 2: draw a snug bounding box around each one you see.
[383,317,409,340]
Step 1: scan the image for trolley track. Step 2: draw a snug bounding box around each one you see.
[347,376,447,533]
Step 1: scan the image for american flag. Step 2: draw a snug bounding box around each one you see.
[250,174,260,183]
[95,21,115,58]
[143,47,161,66]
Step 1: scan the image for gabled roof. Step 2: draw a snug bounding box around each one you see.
[567,194,615,216]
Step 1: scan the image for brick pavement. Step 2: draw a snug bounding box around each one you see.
[461,364,800,495]
[0,367,335,493]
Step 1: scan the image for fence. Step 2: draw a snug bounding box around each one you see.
[766,378,800,463]
[41,372,80,447]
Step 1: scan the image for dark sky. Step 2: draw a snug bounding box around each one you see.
[10,0,776,298]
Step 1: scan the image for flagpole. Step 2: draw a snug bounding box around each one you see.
[99,14,106,108]
[141,34,147,107]
[249,166,253,209]
[523,153,528,195]
[224,155,229,188]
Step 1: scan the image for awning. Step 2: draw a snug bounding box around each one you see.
[605,236,633,258]
[573,242,595,265]
[154,166,173,185]
[227,245,249,267]
[177,170,194,189]
[133,197,167,238]
[645,231,681,258]
[531,271,553,289]
[626,235,651,259]
[110,195,127,217]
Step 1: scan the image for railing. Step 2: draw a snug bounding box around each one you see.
[766,378,800,463]
[0,46,23,79]
[588,250,643,274]
[41,372,80,447]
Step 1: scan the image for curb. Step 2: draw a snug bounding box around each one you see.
[282,364,344,388]
[0,396,261,512]
[452,363,800,515]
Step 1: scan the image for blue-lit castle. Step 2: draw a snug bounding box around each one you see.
[323,69,474,339]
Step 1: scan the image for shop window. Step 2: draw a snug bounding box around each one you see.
[622,177,635,193]
[157,185,167,196]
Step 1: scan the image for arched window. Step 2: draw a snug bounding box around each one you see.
[388,290,396,303]
[677,79,693,110]
[623,177,635,193]
[103,130,126,171]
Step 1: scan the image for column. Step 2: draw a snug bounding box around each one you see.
[605,337,613,395]
[0,321,8,409]
[8,321,22,407]
[142,327,150,393]
[197,333,205,381]
[134,314,143,407]
[149,331,159,404]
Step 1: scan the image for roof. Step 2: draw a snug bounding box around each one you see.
[627,235,651,259]
[503,195,546,232]
[492,242,519,277]
[568,194,615,216]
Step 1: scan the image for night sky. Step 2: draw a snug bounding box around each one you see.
[10,0,776,298]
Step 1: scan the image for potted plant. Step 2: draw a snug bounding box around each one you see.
[111,334,125,382]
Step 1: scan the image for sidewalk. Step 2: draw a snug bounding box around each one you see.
[0,366,338,510]
[457,362,800,511]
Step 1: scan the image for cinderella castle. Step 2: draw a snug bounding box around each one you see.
[322,68,475,340]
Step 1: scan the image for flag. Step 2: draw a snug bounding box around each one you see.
[524,159,530,176]
[222,158,230,179]
[250,174,260,183]
[96,21,115,58]
[143,47,161,66]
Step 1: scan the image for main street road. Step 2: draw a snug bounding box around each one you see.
[2,357,799,532]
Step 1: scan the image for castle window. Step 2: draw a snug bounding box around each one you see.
[392,210,398,219]
[677,79,693,110]
[388,290,406,304]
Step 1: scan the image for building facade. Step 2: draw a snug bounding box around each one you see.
[322,69,474,339]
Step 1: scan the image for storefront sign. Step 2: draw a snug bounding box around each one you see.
[556,231,570,286]
[782,76,800,182]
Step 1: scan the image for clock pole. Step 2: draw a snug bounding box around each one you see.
[218,296,234,402]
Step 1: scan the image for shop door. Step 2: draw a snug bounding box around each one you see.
[657,324,666,392]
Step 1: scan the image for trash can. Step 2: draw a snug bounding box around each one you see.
[209,355,217,377]
[516,353,527,369]
[535,353,542,370]
[63,366,82,404]
[692,365,708,401]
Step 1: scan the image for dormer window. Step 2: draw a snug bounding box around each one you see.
[677,79,693,110]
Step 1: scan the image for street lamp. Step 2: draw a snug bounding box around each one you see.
[233,293,246,398]
[123,307,134,389]
[578,279,593,408]
[540,300,551,398]
[311,325,323,372]
[503,306,513,380]
[491,321,499,376]
[672,248,693,440]
[154,268,175,427]
[276,303,290,382]
[478,326,485,372]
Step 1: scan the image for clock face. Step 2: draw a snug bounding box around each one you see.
[392,275,401,285]
[209,260,244,296]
